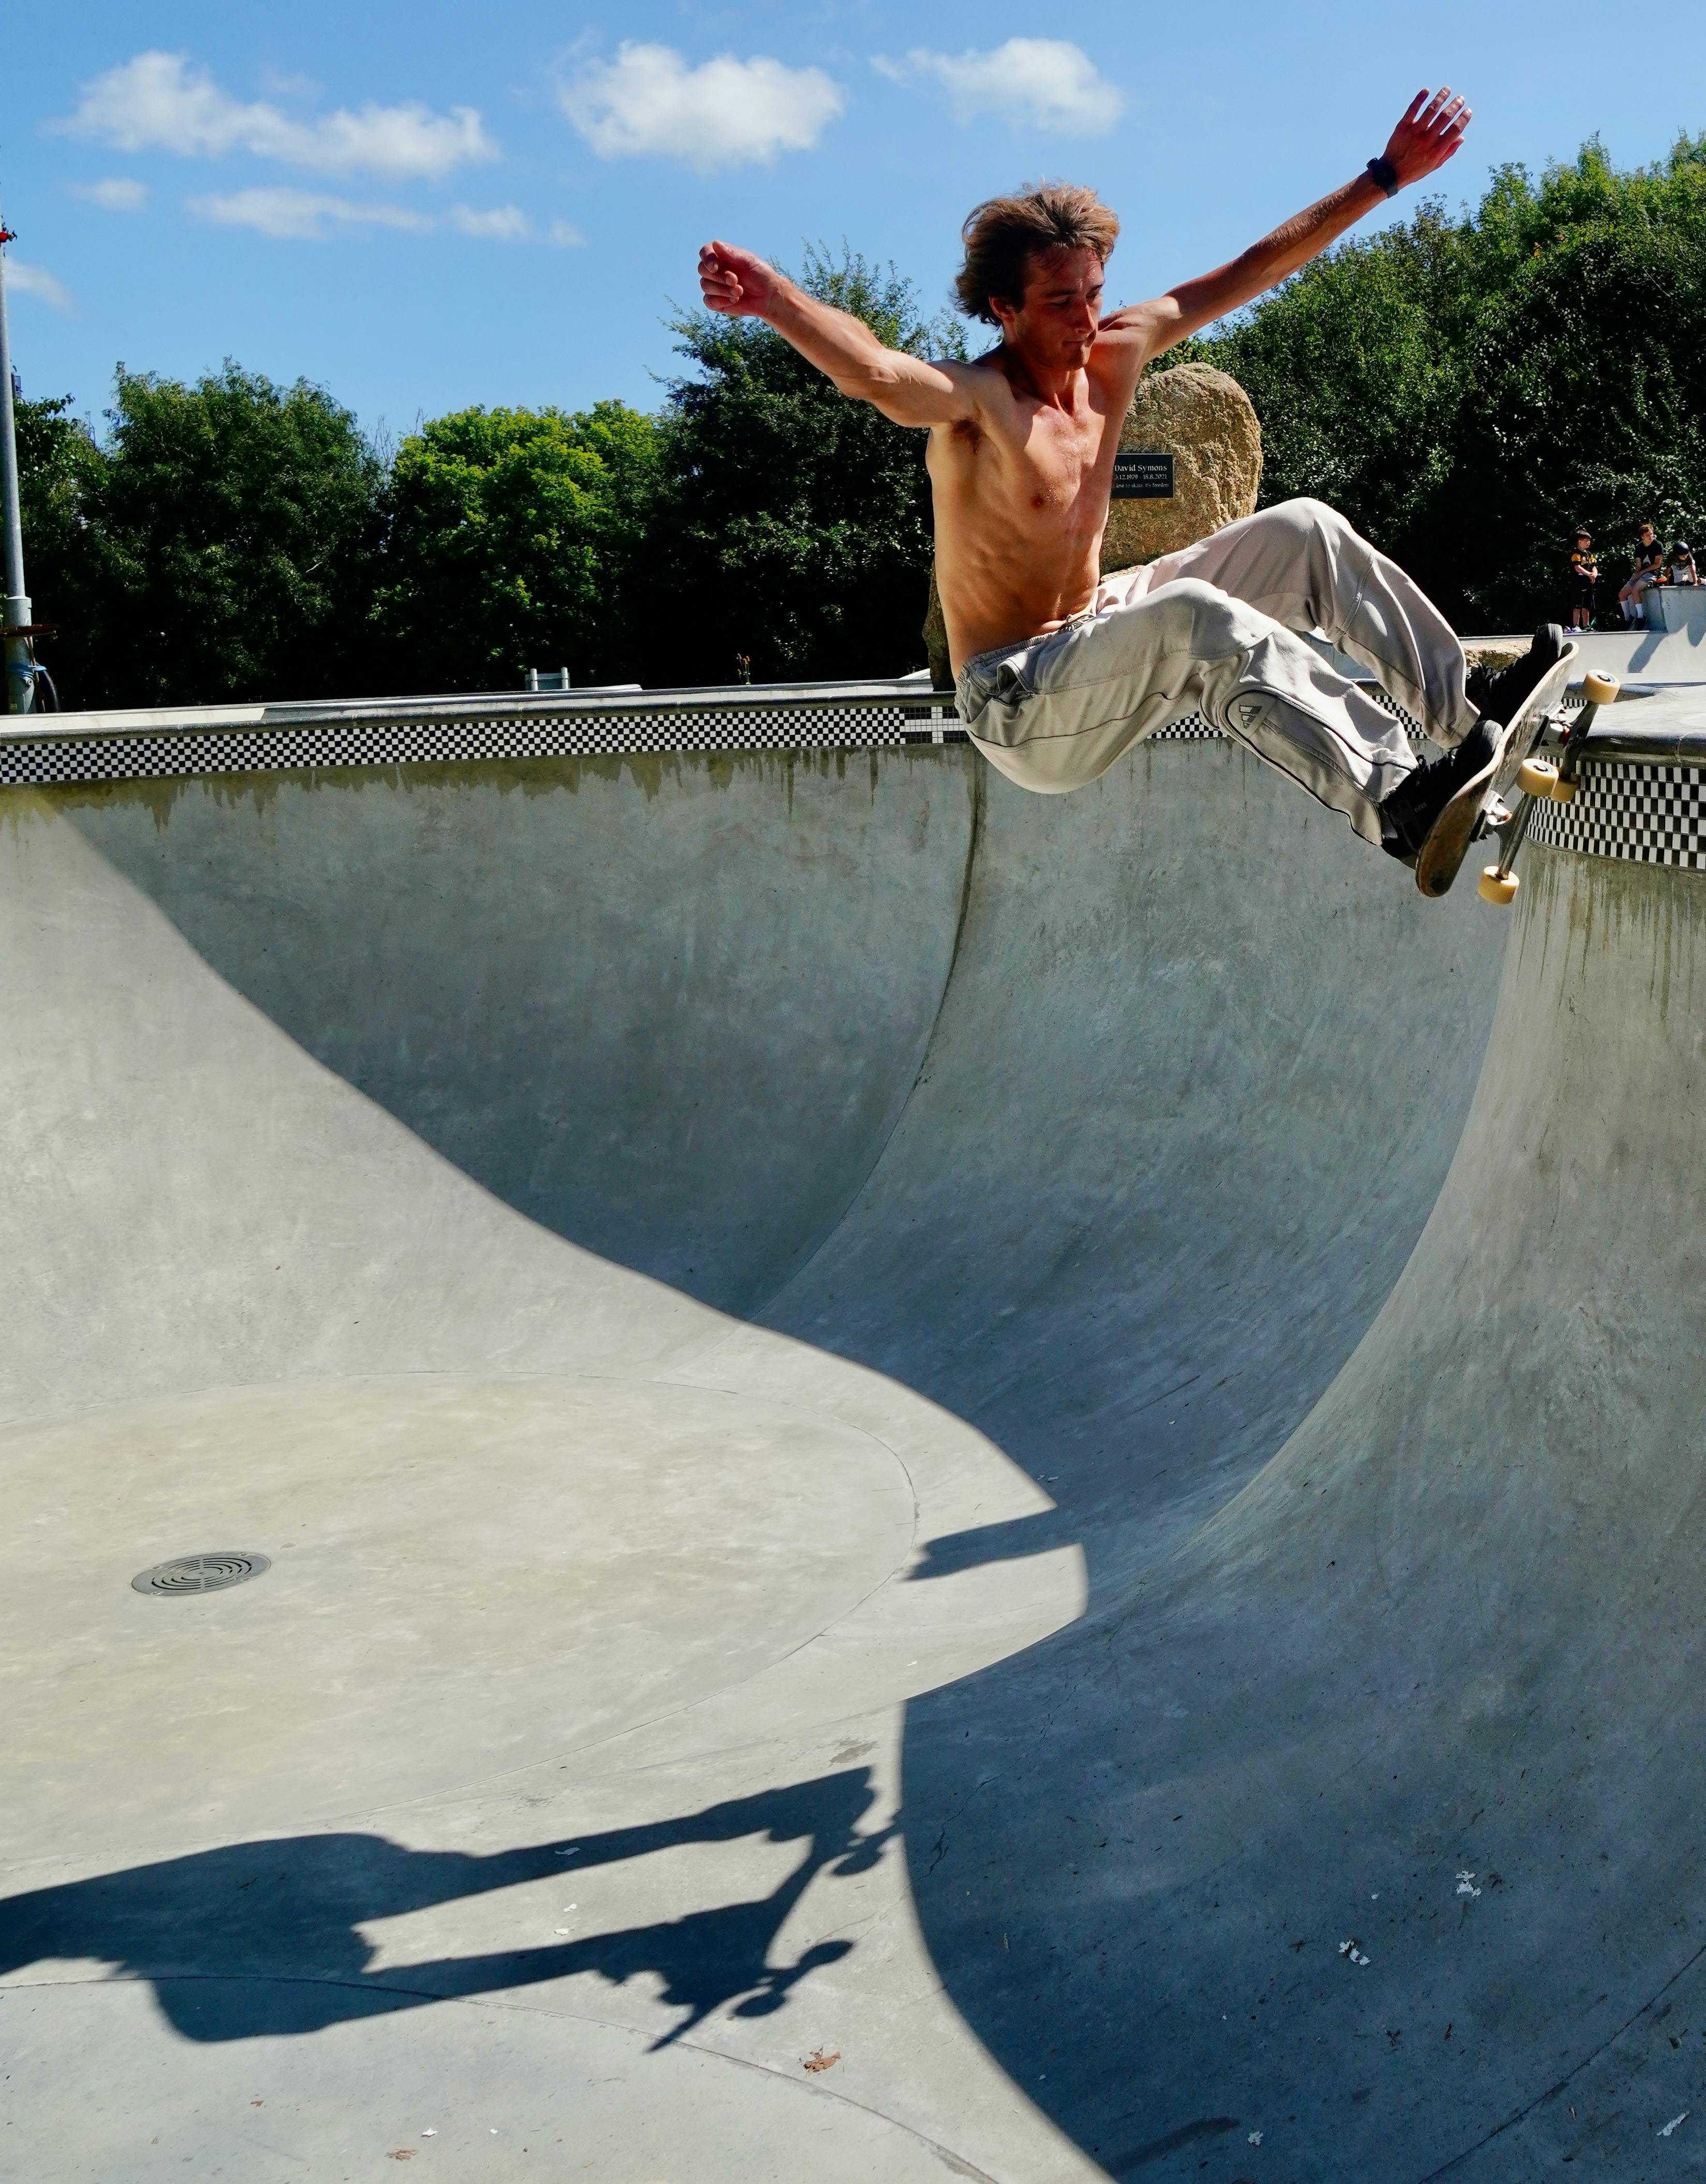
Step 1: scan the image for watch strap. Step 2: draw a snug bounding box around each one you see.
[1366,155,1400,198]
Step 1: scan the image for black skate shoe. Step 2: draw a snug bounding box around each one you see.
[1380,626,1570,892]
[1463,625,1567,728]
[1378,714,1503,868]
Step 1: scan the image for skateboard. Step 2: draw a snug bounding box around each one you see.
[1473,664,1621,905]
[1414,639,1582,898]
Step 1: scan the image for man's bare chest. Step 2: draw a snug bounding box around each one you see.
[1006,409,1116,518]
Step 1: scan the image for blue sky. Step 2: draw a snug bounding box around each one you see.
[11,3,1706,443]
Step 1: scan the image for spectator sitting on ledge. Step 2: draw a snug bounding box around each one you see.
[1619,521,1665,625]
[1669,540,1699,587]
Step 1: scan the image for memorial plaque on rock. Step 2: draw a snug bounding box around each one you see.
[1111,451,1174,500]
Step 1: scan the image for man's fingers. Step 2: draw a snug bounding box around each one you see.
[1390,86,1472,165]
[1409,87,1466,129]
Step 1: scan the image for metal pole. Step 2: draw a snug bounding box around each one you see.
[0,204,36,714]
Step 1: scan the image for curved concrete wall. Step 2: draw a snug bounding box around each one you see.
[27,750,973,1331]
[12,741,1498,1445]
[767,738,1501,1596]
[898,840,1706,2178]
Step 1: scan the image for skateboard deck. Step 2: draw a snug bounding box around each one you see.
[1414,640,1580,898]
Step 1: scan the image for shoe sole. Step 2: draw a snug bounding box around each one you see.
[1414,645,1579,898]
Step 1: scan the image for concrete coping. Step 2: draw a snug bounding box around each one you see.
[1566,683,1706,767]
[10,658,1706,774]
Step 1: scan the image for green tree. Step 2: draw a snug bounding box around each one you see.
[68,362,383,707]
[1202,204,1475,569]
[1439,223,1706,627]
[368,399,658,691]
[12,394,108,706]
[1203,130,1706,627]
[645,246,964,685]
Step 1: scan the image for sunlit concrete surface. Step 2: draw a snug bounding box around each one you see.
[1482,621,1706,691]
[2,726,1693,2179]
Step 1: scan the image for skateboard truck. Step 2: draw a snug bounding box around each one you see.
[1477,670,1620,905]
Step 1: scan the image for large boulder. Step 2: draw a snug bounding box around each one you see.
[922,362,1263,687]
[1099,361,1262,574]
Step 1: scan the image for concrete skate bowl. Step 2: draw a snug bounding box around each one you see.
[2,681,1702,2181]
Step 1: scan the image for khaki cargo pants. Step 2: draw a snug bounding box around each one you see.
[955,499,1478,847]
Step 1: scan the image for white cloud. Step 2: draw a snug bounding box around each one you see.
[873,39,1124,135]
[548,218,585,248]
[5,261,74,310]
[189,188,434,240]
[449,203,528,240]
[59,51,496,179]
[561,42,843,171]
[187,187,534,244]
[69,176,150,211]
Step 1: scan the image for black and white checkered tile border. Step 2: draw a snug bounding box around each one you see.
[0,699,976,790]
[6,685,1700,871]
[0,685,1383,790]
[1528,760,1706,869]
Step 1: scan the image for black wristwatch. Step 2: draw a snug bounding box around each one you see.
[1366,155,1400,198]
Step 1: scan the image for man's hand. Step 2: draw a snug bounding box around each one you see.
[698,241,784,319]
[1381,87,1471,191]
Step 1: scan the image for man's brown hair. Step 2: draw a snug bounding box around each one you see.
[954,182,1120,327]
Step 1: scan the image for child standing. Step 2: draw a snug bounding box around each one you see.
[1568,528,1598,630]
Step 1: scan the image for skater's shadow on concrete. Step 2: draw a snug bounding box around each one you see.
[0,1770,890,2048]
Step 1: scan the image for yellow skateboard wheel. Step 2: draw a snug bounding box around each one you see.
[1518,757,1558,798]
[1478,864,1520,905]
[1581,671,1620,707]
[1551,773,1579,803]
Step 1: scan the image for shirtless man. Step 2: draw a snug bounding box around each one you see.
[698,89,1565,893]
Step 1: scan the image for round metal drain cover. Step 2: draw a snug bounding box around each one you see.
[131,1551,271,1597]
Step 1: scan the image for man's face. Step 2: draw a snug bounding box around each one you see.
[1642,525,1656,543]
[994,245,1105,368]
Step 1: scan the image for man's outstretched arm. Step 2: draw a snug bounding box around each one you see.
[1106,89,1472,365]
[697,242,976,428]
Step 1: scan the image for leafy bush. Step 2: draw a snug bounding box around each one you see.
[1207,133,1706,625]
[368,400,658,692]
[642,246,963,685]
[67,363,380,707]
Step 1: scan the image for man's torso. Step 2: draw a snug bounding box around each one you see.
[926,342,1140,672]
